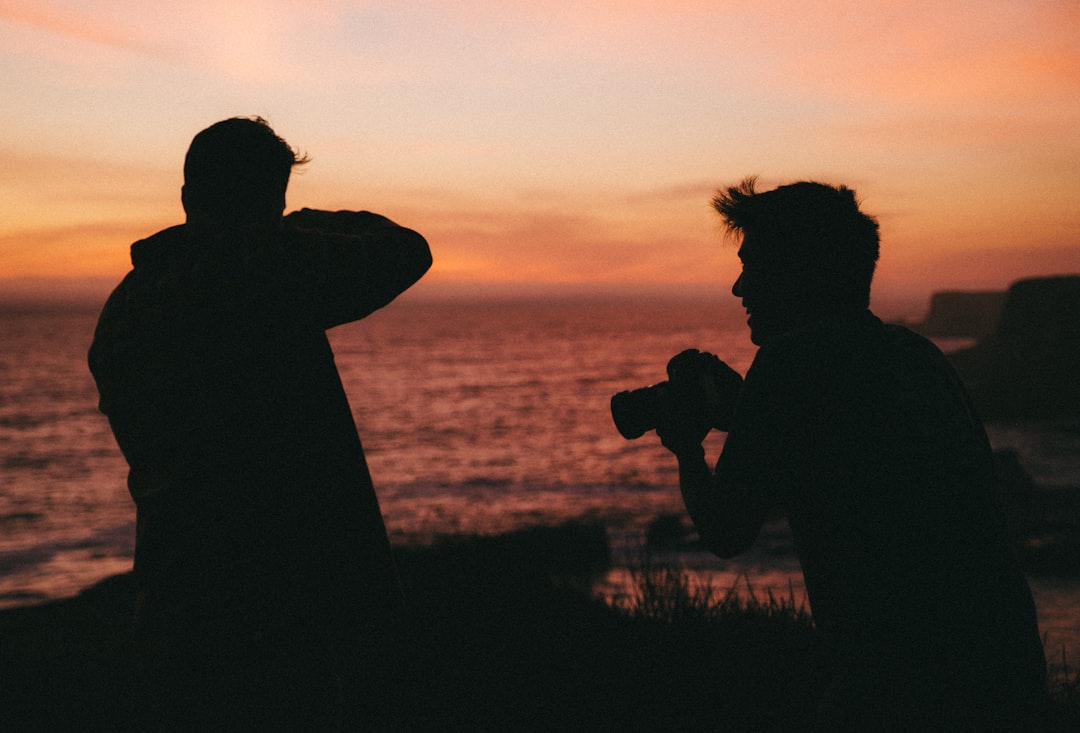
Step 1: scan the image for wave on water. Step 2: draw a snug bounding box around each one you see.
[2,301,1079,660]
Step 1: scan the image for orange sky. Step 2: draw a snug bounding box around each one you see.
[2,1,1078,315]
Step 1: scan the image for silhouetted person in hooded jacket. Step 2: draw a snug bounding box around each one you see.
[649,179,1046,731]
[89,117,431,731]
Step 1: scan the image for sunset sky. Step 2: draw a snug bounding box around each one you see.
[2,1,1078,315]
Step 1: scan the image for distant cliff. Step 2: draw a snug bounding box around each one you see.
[908,290,1006,339]
[949,275,1080,420]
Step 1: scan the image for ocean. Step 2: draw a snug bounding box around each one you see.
[2,296,1078,664]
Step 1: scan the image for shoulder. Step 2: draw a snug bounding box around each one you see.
[95,226,186,327]
[129,225,188,269]
[747,311,878,383]
[758,311,949,368]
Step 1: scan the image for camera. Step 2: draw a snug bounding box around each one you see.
[610,382,674,439]
[610,349,741,440]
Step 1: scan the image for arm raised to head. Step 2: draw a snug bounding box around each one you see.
[284,208,433,330]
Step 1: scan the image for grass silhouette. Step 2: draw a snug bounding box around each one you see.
[1,521,1077,731]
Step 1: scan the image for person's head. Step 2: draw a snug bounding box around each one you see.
[713,177,880,345]
[181,116,307,228]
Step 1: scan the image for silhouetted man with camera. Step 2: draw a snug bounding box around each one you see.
[90,117,431,730]
[639,179,1046,730]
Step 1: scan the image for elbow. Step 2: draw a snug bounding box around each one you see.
[416,234,434,278]
[399,229,433,286]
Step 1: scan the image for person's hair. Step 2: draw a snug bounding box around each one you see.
[713,177,880,310]
[182,116,308,224]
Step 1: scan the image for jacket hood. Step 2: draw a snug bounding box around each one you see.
[130,225,188,270]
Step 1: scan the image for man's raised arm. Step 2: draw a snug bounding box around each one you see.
[284,208,433,330]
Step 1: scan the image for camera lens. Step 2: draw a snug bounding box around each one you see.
[610,384,664,439]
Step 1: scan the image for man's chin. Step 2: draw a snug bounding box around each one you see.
[748,329,768,346]
[746,314,776,346]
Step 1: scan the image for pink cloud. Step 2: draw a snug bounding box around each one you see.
[0,1,179,62]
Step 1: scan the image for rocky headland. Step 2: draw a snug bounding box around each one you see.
[908,289,1006,339]
[910,275,1080,420]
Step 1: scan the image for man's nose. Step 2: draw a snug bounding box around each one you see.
[732,272,744,298]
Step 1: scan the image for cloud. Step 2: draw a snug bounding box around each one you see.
[0,149,177,229]
[0,1,380,86]
[1,1,1077,307]
[0,1,182,65]
[0,221,146,278]
[760,2,1080,107]
[399,196,730,287]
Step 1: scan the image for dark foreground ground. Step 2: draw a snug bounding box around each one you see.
[2,501,1079,732]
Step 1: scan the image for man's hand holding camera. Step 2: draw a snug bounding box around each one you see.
[611,348,743,456]
[657,349,742,456]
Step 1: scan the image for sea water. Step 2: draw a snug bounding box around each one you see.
[1,297,1078,664]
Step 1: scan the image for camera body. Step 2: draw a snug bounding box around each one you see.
[610,349,741,440]
[610,382,673,439]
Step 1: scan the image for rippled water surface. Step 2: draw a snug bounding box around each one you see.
[1,298,1077,662]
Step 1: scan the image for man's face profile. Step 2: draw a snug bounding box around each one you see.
[732,233,817,346]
